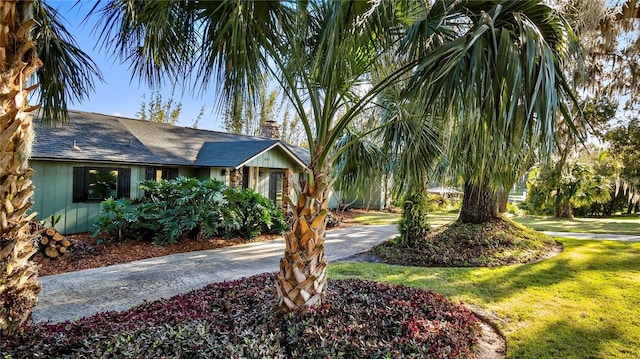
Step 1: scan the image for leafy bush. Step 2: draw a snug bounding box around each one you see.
[92,198,135,242]
[506,202,523,216]
[398,191,431,246]
[93,177,288,245]
[222,187,289,239]
[1,274,480,358]
[424,193,460,212]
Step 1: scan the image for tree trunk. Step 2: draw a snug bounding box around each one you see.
[383,174,392,211]
[497,189,508,213]
[0,0,42,337]
[557,199,574,218]
[276,167,329,311]
[554,187,562,218]
[458,178,499,224]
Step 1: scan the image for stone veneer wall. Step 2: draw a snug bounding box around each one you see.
[282,169,294,212]
[230,168,243,188]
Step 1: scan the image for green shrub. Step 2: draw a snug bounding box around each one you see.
[93,177,288,244]
[424,193,459,212]
[92,198,135,242]
[506,202,524,216]
[222,187,288,239]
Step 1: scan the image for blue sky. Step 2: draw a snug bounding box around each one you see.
[47,1,225,131]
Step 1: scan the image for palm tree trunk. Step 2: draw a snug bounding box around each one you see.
[558,200,574,218]
[458,178,499,224]
[0,0,42,337]
[277,168,329,311]
[497,189,509,213]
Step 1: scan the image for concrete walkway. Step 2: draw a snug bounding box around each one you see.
[33,224,398,324]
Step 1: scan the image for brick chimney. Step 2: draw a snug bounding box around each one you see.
[261,120,281,139]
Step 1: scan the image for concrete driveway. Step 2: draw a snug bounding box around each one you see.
[32,224,398,324]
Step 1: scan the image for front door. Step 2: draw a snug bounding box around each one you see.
[269,172,284,208]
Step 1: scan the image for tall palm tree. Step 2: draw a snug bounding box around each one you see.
[0,0,101,336]
[407,0,578,224]
[93,0,442,311]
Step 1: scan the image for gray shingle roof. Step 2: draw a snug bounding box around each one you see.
[32,111,160,164]
[31,110,309,168]
[194,140,278,167]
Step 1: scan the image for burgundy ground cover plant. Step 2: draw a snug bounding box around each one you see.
[2,273,480,358]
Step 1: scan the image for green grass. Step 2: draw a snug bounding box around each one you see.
[426,212,640,236]
[330,239,640,358]
[353,211,400,225]
[426,211,459,226]
[512,215,640,236]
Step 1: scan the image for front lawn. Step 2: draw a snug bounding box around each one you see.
[331,238,640,358]
[511,215,640,235]
[426,212,640,236]
[352,210,401,225]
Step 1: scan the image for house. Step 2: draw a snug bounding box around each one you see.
[30,111,309,234]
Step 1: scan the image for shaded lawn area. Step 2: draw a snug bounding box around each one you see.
[330,238,640,359]
[511,215,640,236]
[425,212,640,236]
[352,211,401,225]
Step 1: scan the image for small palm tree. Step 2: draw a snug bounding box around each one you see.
[93,0,439,311]
[0,0,100,336]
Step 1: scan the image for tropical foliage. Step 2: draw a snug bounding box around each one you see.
[397,191,431,246]
[521,150,624,217]
[93,178,287,245]
[90,0,581,309]
[91,0,428,310]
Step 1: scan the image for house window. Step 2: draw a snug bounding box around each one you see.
[145,167,179,181]
[73,167,131,203]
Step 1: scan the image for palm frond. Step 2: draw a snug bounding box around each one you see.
[91,0,196,89]
[34,0,103,125]
[409,0,579,192]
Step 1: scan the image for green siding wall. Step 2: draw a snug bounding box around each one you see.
[245,147,301,170]
[30,161,145,234]
[208,168,229,184]
[257,169,270,197]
